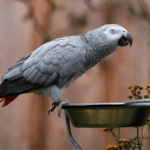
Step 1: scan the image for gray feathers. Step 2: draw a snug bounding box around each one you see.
[2,67,22,81]
[2,36,86,88]
[1,24,131,94]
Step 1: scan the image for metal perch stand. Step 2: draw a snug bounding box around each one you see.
[62,99,150,150]
[65,112,82,150]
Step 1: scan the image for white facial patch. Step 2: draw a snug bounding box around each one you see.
[104,26,127,42]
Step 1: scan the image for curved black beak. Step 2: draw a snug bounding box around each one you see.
[118,32,133,47]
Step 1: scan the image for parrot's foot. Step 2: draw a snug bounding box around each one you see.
[48,102,59,115]
[48,99,70,117]
[58,99,70,117]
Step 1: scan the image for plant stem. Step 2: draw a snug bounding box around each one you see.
[110,130,118,141]
[141,126,144,150]
[118,127,120,139]
[137,126,141,150]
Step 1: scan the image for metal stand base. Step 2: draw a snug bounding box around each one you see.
[65,112,82,150]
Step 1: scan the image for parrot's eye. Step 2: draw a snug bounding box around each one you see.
[110,29,115,33]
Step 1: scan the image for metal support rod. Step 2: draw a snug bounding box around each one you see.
[64,111,82,150]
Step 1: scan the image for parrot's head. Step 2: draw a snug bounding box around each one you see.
[83,24,133,60]
[84,24,133,55]
[102,24,133,47]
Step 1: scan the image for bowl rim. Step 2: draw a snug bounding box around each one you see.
[62,99,150,109]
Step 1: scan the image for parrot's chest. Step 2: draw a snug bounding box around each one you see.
[33,85,66,102]
[70,67,89,83]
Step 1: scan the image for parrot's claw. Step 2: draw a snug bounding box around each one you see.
[58,99,70,117]
[48,100,70,117]
[48,102,59,115]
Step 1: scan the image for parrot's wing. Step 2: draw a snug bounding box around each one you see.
[2,37,86,90]
[1,52,33,81]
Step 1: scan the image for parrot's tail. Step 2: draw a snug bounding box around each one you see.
[0,95,19,107]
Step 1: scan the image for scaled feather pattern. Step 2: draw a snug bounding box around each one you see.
[0,24,133,111]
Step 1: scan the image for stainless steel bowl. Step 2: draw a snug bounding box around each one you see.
[62,99,150,128]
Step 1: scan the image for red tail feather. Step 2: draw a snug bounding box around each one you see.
[0,98,4,102]
[1,95,19,107]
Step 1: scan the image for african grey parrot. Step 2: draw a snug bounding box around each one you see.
[0,24,132,117]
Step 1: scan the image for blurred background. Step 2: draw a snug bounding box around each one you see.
[0,0,150,149]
